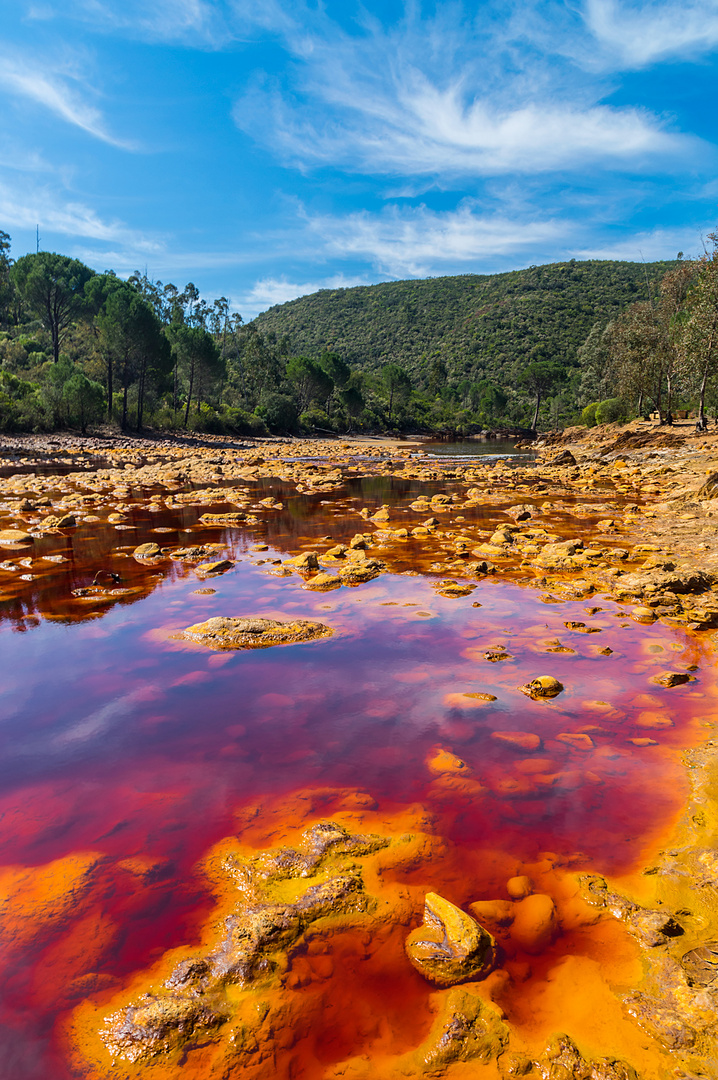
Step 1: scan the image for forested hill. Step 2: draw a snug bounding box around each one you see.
[251,259,676,383]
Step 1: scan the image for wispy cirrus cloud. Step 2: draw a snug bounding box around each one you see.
[239,272,370,317]
[302,202,564,278]
[232,4,696,182]
[0,179,162,251]
[583,0,718,68]
[0,53,134,148]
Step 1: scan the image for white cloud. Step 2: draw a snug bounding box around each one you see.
[232,4,695,181]
[584,0,718,67]
[570,226,703,261]
[240,273,370,317]
[303,203,564,278]
[0,179,162,251]
[0,54,133,148]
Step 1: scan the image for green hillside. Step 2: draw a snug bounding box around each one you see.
[252,259,675,386]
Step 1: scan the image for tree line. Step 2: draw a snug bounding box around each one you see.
[577,234,718,428]
[1,229,715,436]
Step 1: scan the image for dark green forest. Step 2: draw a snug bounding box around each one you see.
[2,225,715,437]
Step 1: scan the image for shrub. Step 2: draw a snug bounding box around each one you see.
[595,397,630,424]
[581,402,599,427]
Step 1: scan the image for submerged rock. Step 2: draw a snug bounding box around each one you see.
[181,616,333,649]
[405,892,498,987]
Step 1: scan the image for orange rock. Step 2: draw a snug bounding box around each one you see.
[636,711,673,729]
[510,893,558,954]
[491,731,541,751]
[426,748,469,775]
[506,875,533,899]
[556,733,594,750]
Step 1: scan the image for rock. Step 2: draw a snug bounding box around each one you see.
[624,992,696,1049]
[698,472,718,498]
[170,545,218,561]
[653,671,691,687]
[556,733,594,750]
[535,1034,638,1080]
[510,894,557,954]
[420,987,509,1068]
[0,529,33,545]
[549,450,576,466]
[302,571,341,591]
[41,513,76,528]
[337,559,384,584]
[134,542,162,558]
[506,504,533,521]
[405,892,498,986]
[626,908,684,948]
[471,560,496,575]
[506,876,533,900]
[182,616,333,650]
[631,606,656,623]
[491,732,541,752]
[287,551,320,571]
[636,711,672,729]
[681,943,718,987]
[100,993,224,1063]
[519,676,564,699]
[198,512,247,525]
[437,582,476,598]
[427,749,468,775]
[100,820,387,1063]
[195,560,234,576]
[468,899,516,927]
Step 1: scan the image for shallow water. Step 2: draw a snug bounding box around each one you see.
[419,438,535,460]
[0,472,712,1078]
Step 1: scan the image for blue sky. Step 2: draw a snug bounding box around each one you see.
[2,0,717,319]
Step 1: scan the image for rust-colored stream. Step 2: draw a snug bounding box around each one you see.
[0,470,714,1078]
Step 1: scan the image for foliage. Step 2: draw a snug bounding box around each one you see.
[12,252,95,362]
[581,402,599,427]
[595,397,630,424]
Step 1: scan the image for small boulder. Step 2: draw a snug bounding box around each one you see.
[519,675,564,699]
[195,560,234,576]
[287,551,320,571]
[653,671,691,688]
[509,893,557,954]
[134,542,162,558]
[0,530,33,545]
[405,892,497,986]
[506,876,533,900]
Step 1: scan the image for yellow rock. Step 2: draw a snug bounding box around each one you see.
[405,892,497,986]
[520,675,564,699]
[134,542,162,558]
[0,529,33,545]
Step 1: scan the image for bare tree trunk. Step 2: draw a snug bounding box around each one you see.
[122,384,128,431]
[184,358,195,428]
[531,391,541,431]
[107,353,113,422]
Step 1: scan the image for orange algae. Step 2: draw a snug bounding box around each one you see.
[0,463,716,1077]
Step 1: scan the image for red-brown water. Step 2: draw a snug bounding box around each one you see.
[0,474,712,1078]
